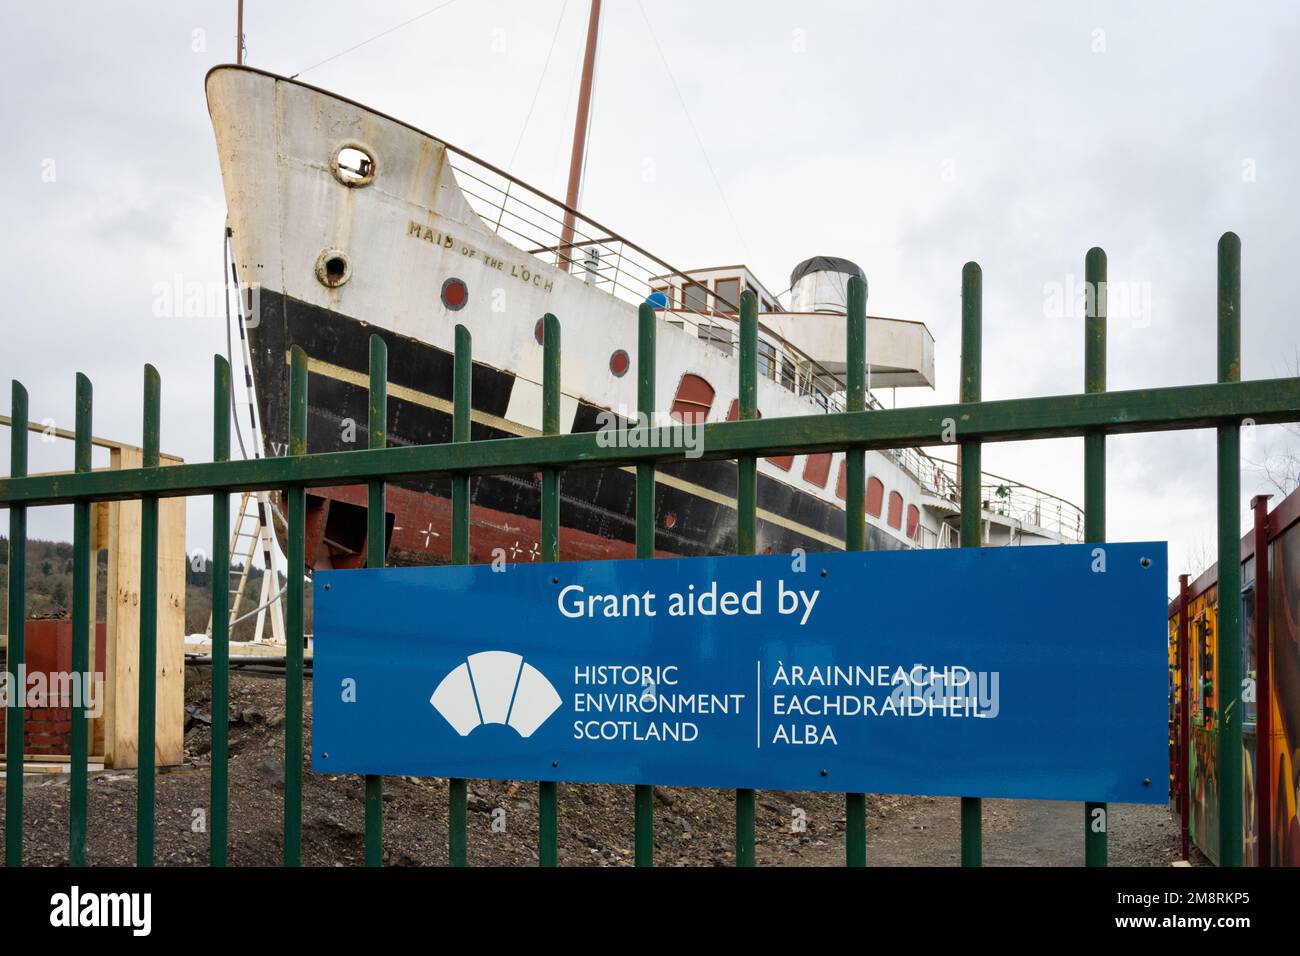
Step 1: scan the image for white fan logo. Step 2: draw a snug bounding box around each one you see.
[430,651,562,738]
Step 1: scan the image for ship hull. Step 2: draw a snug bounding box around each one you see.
[205,64,961,571]
[251,290,906,568]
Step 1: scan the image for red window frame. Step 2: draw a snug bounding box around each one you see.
[714,277,740,314]
[670,374,716,424]
[866,476,884,518]
[803,452,832,488]
[887,491,904,529]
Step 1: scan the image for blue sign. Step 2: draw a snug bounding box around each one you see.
[313,542,1168,803]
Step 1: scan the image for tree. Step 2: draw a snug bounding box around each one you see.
[1244,349,1300,496]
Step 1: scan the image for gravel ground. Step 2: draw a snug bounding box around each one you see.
[0,667,1198,867]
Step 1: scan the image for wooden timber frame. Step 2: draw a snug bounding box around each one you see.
[0,414,186,773]
[1,233,1298,868]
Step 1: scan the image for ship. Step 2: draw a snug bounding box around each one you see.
[205,61,1082,571]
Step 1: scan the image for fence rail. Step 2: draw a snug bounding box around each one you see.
[1,233,1295,867]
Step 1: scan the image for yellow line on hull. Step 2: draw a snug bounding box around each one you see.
[292,351,847,550]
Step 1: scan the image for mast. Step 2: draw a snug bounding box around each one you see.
[236,0,245,64]
[559,0,602,272]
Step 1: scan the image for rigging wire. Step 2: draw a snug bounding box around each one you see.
[634,0,750,258]
[289,0,462,79]
[222,226,249,461]
[507,0,571,169]
[223,224,288,538]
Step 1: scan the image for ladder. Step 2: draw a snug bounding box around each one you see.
[218,490,286,644]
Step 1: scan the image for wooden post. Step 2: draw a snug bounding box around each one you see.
[103,448,186,770]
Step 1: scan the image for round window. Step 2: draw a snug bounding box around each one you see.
[441,277,469,311]
[315,248,351,288]
[333,143,376,187]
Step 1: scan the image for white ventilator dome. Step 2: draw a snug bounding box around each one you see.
[789,256,866,313]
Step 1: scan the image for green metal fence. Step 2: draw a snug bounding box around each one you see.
[2,232,1297,867]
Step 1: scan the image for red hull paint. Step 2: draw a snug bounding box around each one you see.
[302,484,677,569]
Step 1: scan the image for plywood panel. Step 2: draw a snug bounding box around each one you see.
[87,502,106,759]
[156,491,187,766]
[104,446,141,768]
[103,447,186,769]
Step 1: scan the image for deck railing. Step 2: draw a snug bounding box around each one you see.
[913,456,1085,543]
[446,149,858,412]
[451,144,1043,514]
[0,234,1290,869]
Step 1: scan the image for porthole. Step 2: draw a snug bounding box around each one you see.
[315,248,351,288]
[534,318,546,345]
[333,143,376,187]
[609,349,630,377]
[441,277,469,311]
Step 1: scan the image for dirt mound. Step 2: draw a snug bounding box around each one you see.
[0,668,1189,867]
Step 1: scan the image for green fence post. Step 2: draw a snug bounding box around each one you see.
[1216,232,1243,867]
[5,381,28,868]
[959,263,983,867]
[1083,247,1109,866]
[137,365,161,868]
[634,302,656,867]
[843,275,868,867]
[365,334,387,867]
[211,356,231,867]
[539,313,561,867]
[284,346,307,867]
[449,325,471,867]
[736,290,759,868]
[70,373,92,866]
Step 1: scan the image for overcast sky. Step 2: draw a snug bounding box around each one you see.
[2,0,1298,596]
